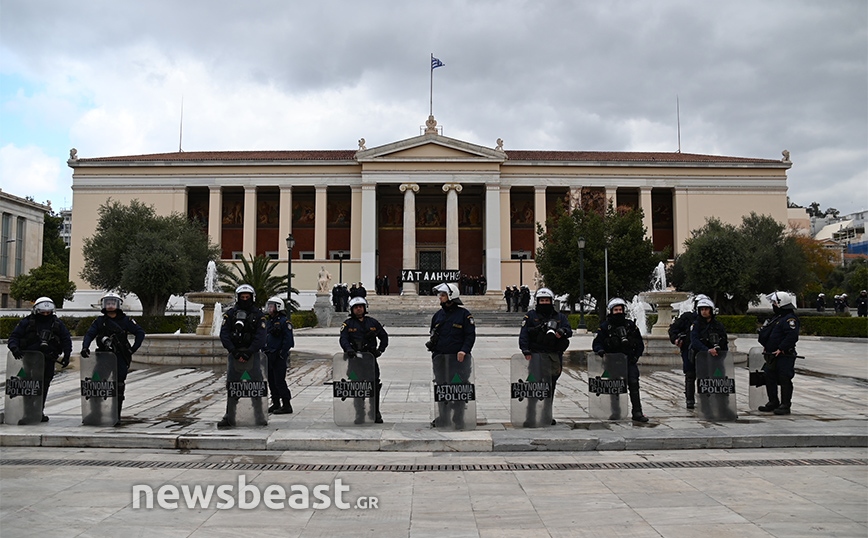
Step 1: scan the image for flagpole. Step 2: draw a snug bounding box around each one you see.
[429,53,434,116]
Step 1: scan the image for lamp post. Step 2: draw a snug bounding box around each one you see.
[577,237,586,330]
[285,234,295,311]
[519,249,524,286]
[338,250,344,284]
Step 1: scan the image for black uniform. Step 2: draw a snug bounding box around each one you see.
[519,287,531,312]
[519,305,572,424]
[668,310,697,407]
[504,288,514,312]
[592,313,647,420]
[815,295,825,312]
[856,292,867,317]
[758,308,800,413]
[8,313,73,418]
[82,310,146,421]
[264,312,294,412]
[219,303,267,427]
[429,301,476,427]
[339,314,388,422]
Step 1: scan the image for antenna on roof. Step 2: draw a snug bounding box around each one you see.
[178,96,184,153]
[676,95,681,153]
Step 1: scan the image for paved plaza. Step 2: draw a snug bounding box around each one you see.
[1,329,866,536]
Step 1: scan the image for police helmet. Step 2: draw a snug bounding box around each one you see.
[266,296,285,312]
[818,293,825,297]
[696,298,715,311]
[434,283,460,302]
[348,296,368,314]
[861,290,867,295]
[235,284,256,303]
[100,292,123,310]
[767,291,795,309]
[693,293,710,308]
[535,287,555,301]
[607,297,628,313]
[33,297,55,315]
[841,293,848,298]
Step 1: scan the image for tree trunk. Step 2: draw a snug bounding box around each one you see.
[138,293,169,317]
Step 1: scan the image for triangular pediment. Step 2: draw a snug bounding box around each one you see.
[355,133,506,163]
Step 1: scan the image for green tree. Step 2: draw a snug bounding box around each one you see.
[672,212,809,314]
[43,211,69,270]
[535,202,664,316]
[10,264,76,307]
[80,199,221,316]
[218,255,298,311]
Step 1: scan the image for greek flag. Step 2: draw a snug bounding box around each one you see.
[431,56,445,69]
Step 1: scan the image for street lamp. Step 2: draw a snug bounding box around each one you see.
[577,237,586,330]
[519,249,524,286]
[285,234,295,312]
[338,250,344,284]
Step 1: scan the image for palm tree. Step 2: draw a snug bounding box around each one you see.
[218,255,299,312]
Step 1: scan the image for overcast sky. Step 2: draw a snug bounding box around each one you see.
[1,0,866,215]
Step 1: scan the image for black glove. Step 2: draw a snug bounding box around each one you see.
[61,355,70,367]
[597,350,605,357]
[80,348,90,358]
[11,348,23,360]
[521,349,532,357]
[372,349,382,358]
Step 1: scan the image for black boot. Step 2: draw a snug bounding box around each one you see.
[774,384,793,415]
[218,398,237,429]
[268,397,281,413]
[685,374,696,410]
[273,398,293,414]
[374,382,383,423]
[629,382,649,423]
[759,384,780,412]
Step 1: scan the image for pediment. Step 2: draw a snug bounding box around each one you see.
[355,134,506,163]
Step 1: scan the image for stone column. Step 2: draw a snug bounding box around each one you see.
[533,185,546,254]
[672,187,689,256]
[350,185,362,260]
[208,186,222,251]
[242,186,256,258]
[605,186,617,210]
[568,186,582,212]
[485,183,502,293]
[360,184,377,291]
[279,186,292,259]
[399,183,419,295]
[500,186,511,258]
[639,187,653,242]
[314,186,327,260]
[443,183,462,270]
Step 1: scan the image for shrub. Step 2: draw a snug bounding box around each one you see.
[291,310,318,328]
[718,315,760,334]
[0,317,24,339]
[800,316,867,338]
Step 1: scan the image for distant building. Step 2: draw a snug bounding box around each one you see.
[0,189,49,308]
[59,208,73,248]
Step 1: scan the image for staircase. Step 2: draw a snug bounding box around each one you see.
[328,294,529,328]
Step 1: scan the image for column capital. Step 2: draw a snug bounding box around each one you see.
[209,185,221,193]
[534,185,547,193]
[244,185,256,192]
[442,183,463,193]
[399,183,419,193]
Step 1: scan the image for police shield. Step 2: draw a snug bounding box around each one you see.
[4,350,45,425]
[431,353,476,430]
[80,351,119,426]
[226,351,269,427]
[332,352,378,426]
[695,350,737,421]
[747,346,767,411]
[510,353,555,428]
[588,352,629,420]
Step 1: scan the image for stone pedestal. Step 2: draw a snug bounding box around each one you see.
[641,291,689,336]
[185,292,234,336]
[313,292,334,328]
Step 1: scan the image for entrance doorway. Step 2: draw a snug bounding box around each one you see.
[417,250,443,295]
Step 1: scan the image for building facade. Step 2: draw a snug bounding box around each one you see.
[0,190,48,308]
[68,130,792,296]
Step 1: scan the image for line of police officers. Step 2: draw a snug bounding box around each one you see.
[6,284,803,428]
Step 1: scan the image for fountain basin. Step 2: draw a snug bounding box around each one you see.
[186,291,234,335]
[133,334,227,366]
[640,290,690,336]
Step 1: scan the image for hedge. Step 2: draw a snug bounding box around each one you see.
[291,310,318,328]
[800,316,868,338]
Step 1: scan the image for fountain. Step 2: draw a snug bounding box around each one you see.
[133,261,235,366]
[185,261,235,335]
[640,262,689,337]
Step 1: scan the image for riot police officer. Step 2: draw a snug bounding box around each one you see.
[339,297,388,423]
[81,292,146,425]
[592,298,648,422]
[668,294,709,409]
[428,283,476,428]
[504,287,514,312]
[519,287,572,425]
[758,291,800,415]
[264,296,294,415]
[856,290,867,317]
[690,298,729,357]
[815,293,826,312]
[519,285,531,312]
[218,284,267,428]
[8,297,73,422]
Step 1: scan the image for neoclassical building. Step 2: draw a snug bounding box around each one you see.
[68,123,792,296]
